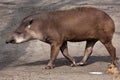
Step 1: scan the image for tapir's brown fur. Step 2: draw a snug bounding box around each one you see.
[6,7,116,69]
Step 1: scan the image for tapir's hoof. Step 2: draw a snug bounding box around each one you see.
[70,63,77,67]
[45,65,54,69]
[77,62,87,66]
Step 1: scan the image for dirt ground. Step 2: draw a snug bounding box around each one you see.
[0,0,120,80]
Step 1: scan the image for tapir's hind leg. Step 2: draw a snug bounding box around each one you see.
[77,40,97,66]
[60,41,76,66]
[101,40,116,65]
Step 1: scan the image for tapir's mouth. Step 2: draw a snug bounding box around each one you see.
[6,39,16,44]
[6,36,30,44]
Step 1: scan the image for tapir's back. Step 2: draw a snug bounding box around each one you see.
[47,7,115,41]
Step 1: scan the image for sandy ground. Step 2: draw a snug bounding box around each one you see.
[0,0,120,80]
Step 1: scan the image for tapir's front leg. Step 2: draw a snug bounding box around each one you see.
[45,42,61,69]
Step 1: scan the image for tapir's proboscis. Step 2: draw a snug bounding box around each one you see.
[6,7,116,69]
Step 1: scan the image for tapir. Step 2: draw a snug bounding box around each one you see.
[6,7,116,69]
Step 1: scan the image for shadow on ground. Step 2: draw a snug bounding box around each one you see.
[15,56,111,68]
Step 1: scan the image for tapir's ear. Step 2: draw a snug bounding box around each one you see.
[29,19,33,25]
[27,19,33,29]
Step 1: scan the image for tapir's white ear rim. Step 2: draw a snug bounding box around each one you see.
[27,25,31,29]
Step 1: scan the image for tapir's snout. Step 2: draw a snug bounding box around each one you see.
[6,35,16,44]
[6,39,16,44]
[6,33,19,44]
[6,32,30,44]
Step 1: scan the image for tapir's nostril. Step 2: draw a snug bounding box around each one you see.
[6,41,9,44]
